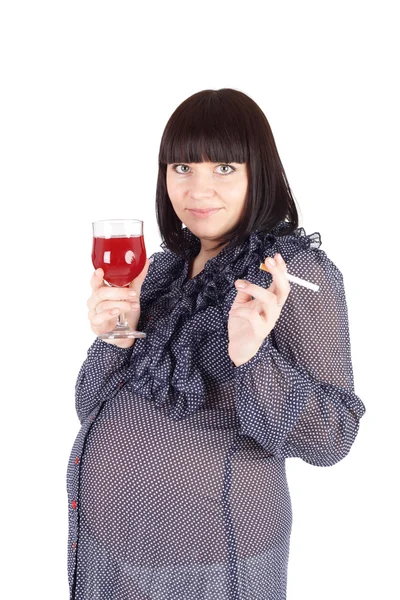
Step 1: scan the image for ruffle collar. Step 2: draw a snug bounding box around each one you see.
[123,221,321,420]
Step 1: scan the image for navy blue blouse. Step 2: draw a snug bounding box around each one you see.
[66,221,366,599]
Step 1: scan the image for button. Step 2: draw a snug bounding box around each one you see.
[72,542,77,550]
[75,457,79,465]
[71,500,77,510]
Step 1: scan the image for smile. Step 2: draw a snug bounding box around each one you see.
[188,209,221,218]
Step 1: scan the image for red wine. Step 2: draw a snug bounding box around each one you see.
[92,234,146,286]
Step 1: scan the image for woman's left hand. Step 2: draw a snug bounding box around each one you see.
[228,253,291,367]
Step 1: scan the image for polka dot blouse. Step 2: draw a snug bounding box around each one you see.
[66,221,366,599]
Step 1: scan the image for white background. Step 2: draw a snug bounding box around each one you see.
[1,1,399,598]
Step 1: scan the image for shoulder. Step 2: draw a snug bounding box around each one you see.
[263,225,343,283]
[266,223,322,261]
[146,248,183,276]
[147,250,165,267]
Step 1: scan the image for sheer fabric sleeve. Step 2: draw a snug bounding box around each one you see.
[75,337,134,424]
[232,247,366,466]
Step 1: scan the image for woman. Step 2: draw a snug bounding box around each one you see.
[67,88,366,599]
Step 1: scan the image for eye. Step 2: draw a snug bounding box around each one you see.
[171,163,236,175]
[172,164,190,174]
[217,164,236,175]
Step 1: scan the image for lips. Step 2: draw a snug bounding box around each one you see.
[188,208,221,218]
[188,208,220,213]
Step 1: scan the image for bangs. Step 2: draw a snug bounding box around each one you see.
[155,88,299,256]
[159,92,249,165]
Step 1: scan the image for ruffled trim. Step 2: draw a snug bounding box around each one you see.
[124,221,322,420]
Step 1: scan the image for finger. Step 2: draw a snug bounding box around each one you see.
[90,309,119,334]
[276,253,287,270]
[89,257,151,313]
[233,280,257,304]
[260,254,291,304]
[235,265,290,306]
[260,253,287,272]
[260,254,287,285]
[234,280,280,306]
[87,285,134,312]
[92,299,139,317]
[88,269,105,312]
[95,285,138,302]
[89,301,139,326]
[234,253,288,302]
[264,254,290,285]
[229,303,263,319]
[90,268,105,293]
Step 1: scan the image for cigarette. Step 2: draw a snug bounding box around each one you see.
[259,262,319,292]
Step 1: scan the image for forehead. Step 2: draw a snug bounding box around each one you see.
[170,161,243,165]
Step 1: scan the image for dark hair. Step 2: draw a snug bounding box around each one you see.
[156,88,299,256]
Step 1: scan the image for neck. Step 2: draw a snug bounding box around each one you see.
[197,240,228,261]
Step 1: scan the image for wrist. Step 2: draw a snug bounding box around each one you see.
[100,338,135,349]
[229,336,271,367]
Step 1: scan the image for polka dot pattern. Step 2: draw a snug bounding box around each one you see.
[66,222,366,598]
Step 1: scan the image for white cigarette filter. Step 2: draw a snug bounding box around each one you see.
[259,262,319,292]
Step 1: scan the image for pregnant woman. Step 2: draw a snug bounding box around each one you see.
[66,87,366,599]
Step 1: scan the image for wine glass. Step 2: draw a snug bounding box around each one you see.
[92,219,147,339]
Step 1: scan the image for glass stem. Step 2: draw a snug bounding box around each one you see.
[117,313,128,328]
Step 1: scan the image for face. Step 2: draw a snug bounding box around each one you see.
[166,161,248,253]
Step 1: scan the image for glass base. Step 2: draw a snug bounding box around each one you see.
[98,325,146,340]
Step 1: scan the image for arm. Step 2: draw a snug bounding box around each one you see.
[233,247,366,466]
[75,337,134,424]
[75,250,160,424]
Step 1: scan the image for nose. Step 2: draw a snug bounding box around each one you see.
[188,172,215,199]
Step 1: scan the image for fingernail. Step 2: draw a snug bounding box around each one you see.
[276,253,283,263]
[128,290,137,297]
[267,257,276,267]
[236,280,247,289]
[111,308,119,315]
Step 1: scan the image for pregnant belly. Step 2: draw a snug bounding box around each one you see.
[78,391,232,566]
[78,389,292,567]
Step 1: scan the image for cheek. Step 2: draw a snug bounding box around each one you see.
[168,186,182,207]
[166,182,185,214]
[166,179,177,204]
[227,183,247,207]
[166,176,181,197]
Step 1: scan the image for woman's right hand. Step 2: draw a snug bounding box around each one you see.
[87,258,152,348]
